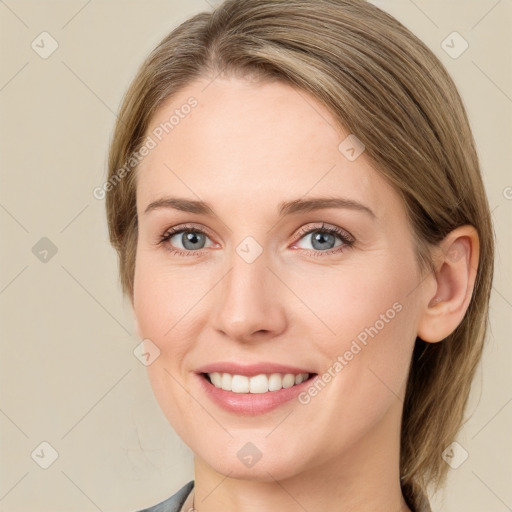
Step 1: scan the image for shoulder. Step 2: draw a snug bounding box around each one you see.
[133,480,194,512]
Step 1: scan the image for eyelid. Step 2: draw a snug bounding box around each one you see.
[293,222,355,244]
[159,222,216,241]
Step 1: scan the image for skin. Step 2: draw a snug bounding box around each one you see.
[132,76,479,512]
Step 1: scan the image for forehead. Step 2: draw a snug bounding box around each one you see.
[136,77,401,223]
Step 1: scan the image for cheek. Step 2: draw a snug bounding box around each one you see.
[291,253,418,405]
[296,272,416,457]
[133,253,207,345]
[133,255,206,438]
[290,254,414,346]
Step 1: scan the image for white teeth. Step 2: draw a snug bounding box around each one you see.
[268,373,282,391]
[210,372,222,388]
[249,374,268,393]
[221,373,231,391]
[282,374,295,388]
[232,375,249,393]
[207,372,310,393]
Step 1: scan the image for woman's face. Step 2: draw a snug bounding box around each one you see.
[133,76,428,480]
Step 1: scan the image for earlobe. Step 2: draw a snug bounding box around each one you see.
[417,225,480,343]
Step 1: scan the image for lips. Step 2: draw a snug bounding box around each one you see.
[194,361,318,415]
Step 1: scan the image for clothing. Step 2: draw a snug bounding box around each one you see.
[134,479,433,512]
[134,480,194,512]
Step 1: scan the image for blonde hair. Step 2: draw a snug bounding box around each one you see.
[105,0,495,508]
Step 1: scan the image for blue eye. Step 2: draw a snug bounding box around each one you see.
[291,223,355,257]
[158,222,354,257]
[159,225,214,256]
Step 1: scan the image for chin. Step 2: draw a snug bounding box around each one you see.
[195,437,313,482]
[205,457,305,482]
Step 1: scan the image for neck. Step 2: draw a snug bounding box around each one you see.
[189,399,411,512]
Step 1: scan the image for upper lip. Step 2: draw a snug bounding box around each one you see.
[195,362,315,377]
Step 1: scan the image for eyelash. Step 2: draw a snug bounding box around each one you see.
[157,222,355,258]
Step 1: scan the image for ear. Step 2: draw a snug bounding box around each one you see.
[417,225,480,343]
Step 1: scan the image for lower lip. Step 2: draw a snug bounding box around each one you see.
[196,373,317,415]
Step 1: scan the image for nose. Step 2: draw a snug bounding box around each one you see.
[211,248,288,344]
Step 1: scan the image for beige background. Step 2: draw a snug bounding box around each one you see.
[0,1,511,511]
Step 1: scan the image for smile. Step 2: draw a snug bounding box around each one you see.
[195,363,318,415]
[205,372,310,393]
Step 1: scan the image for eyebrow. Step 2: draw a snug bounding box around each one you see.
[143,196,375,219]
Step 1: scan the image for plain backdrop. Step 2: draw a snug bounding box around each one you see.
[0,1,511,511]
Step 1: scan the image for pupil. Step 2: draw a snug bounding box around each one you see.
[183,231,203,250]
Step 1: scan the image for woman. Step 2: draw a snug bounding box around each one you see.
[105,0,495,510]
